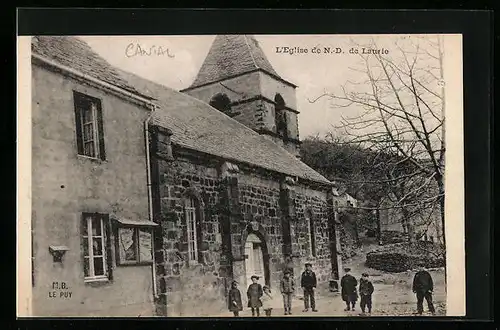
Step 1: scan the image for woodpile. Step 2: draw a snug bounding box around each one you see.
[366,243,445,273]
[380,230,408,244]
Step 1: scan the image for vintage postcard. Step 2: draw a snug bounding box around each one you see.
[17,34,465,317]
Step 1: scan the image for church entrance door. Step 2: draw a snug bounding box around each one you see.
[244,233,265,288]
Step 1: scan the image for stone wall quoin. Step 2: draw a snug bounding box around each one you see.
[327,188,343,282]
[279,176,297,260]
[218,161,244,283]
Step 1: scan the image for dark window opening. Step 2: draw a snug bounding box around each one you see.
[209,93,232,114]
[274,94,287,138]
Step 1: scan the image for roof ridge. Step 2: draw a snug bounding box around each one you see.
[32,36,153,100]
[124,70,280,139]
[243,35,259,70]
[116,69,329,180]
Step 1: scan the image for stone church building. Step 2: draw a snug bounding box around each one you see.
[30,35,343,316]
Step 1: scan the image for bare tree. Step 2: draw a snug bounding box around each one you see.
[309,36,446,254]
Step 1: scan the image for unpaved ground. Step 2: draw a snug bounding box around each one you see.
[188,245,446,317]
[170,242,446,317]
[342,243,446,317]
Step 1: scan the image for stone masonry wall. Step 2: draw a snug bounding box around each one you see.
[235,176,284,289]
[153,155,226,316]
[150,135,338,316]
[293,191,332,284]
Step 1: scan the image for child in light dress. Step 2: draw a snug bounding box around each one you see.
[261,285,274,316]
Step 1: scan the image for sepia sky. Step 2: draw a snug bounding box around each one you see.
[79,35,447,139]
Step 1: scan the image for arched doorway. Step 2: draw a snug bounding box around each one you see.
[244,233,267,288]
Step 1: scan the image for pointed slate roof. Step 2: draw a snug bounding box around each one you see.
[186,35,286,89]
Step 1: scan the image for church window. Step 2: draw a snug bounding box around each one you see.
[185,197,199,263]
[274,94,287,138]
[209,93,232,114]
[306,210,317,257]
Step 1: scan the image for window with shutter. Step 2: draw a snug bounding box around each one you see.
[73,91,106,160]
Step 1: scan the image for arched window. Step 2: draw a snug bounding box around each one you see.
[306,210,317,257]
[209,93,232,114]
[184,197,201,264]
[274,94,287,138]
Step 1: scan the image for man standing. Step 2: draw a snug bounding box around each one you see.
[280,270,295,315]
[300,263,318,312]
[341,267,358,311]
[412,264,436,315]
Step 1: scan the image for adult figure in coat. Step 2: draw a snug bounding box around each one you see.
[341,267,358,311]
[412,264,436,315]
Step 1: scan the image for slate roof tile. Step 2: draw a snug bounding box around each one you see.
[31,36,151,99]
[118,69,331,185]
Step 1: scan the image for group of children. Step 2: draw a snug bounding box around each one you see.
[227,275,271,317]
[228,264,375,317]
[228,263,435,317]
[340,267,374,314]
[227,262,320,317]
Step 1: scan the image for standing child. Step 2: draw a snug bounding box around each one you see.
[280,270,295,315]
[261,286,274,316]
[301,263,318,312]
[227,280,243,317]
[359,273,374,314]
[247,275,263,317]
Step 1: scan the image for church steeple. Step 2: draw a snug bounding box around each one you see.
[186,35,284,89]
[181,35,301,157]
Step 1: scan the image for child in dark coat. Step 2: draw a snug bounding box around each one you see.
[227,280,243,316]
[341,267,358,311]
[247,275,263,316]
[301,263,318,312]
[359,273,374,314]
